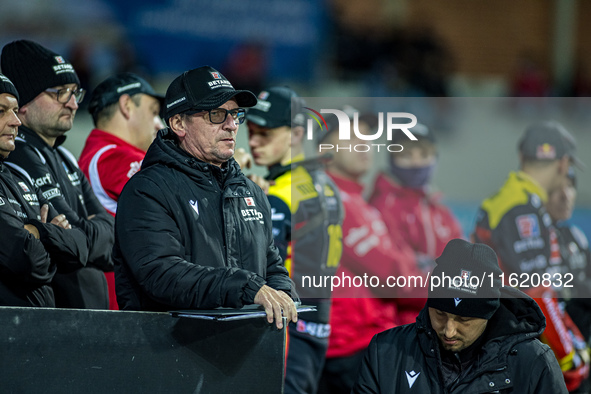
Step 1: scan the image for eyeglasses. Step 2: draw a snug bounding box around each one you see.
[45,87,86,104]
[191,108,247,125]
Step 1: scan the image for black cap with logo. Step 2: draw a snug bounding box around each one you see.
[427,239,503,320]
[88,72,165,118]
[164,66,257,123]
[519,121,584,169]
[246,86,305,129]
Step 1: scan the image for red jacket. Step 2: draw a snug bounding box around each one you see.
[370,173,464,324]
[79,129,147,310]
[326,172,421,358]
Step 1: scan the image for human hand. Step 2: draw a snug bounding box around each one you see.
[24,224,40,239]
[247,174,272,194]
[50,213,71,230]
[253,285,298,329]
[234,148,253,169]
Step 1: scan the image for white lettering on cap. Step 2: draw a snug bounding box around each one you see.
[167,97,186,108]
[117,82,142,93]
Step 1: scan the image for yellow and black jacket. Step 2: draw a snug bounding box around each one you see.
[266,154,344,323]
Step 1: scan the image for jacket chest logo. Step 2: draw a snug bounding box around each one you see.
[189,200,199,216]
[405,370,420,388]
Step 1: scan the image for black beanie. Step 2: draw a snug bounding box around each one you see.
[0,73,19,102]
[427,239,503,320]
[1,40,80,106]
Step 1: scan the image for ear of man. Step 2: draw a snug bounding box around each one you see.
[169,113,187,138]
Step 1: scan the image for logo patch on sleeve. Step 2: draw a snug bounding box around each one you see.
[516,214,540,238]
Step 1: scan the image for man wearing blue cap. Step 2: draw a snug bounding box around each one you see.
[113,67,297,329]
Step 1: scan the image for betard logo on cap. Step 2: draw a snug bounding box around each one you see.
[52,56,75,75]
[258,91,269,100]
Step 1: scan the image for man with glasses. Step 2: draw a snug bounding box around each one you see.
[1,40,114,309]
[113,66,297,329]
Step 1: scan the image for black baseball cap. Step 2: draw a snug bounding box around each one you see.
[88,72,164,118]
[164,66,257,123]
[518,121,584,169]
[246,86,305,128]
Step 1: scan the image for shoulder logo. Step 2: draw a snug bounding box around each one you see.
[18,181,30,193]
[244,197,255,207]
[405,370,420,388]
[0,197,4,206]
[516,214,540,238]
[454,298,462,307]
[189,199,199,215]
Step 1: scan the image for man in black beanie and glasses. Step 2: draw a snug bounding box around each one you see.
[1,40,114,309]
[352,239,567,393]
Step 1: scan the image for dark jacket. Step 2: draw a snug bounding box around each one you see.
[113,129,292,311]
[0,159,88,307]
[352,287,568,393]
[6,126,113,309]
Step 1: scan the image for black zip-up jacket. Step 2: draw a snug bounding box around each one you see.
[113,129,292,311]
[0,159,88,307]
[352,287,568,393]
[6,126,113,309]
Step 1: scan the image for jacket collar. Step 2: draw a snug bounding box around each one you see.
[18,125,66,149]
[512,171,548,203]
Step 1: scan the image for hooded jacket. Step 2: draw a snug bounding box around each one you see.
[352,287,568,393]
[113,129,291,311]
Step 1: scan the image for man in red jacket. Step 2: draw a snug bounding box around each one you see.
[370,123,463,324]
[319,112,422,394]
[79,73,164,309]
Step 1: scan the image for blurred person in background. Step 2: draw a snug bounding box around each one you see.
[0,73,88,307]
[473,121,589,392]
[1,39,114,309]
[317,109,421,394]
[246,86,344,394]
[546,167,591,394]
[78,72,164,309]
[370,123,463,325]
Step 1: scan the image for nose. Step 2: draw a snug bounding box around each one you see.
[154,116,164,132]
[9,110,21,127]
[223,111,238,132]
[443,319,457,338]
[65,93,79,110]
[248,134,260,148]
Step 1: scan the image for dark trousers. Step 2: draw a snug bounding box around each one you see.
[318,350,366,394]
[284,322,330,394]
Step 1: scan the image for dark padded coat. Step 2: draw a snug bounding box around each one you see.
[113,129,291,311]
[352,287,568,393]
